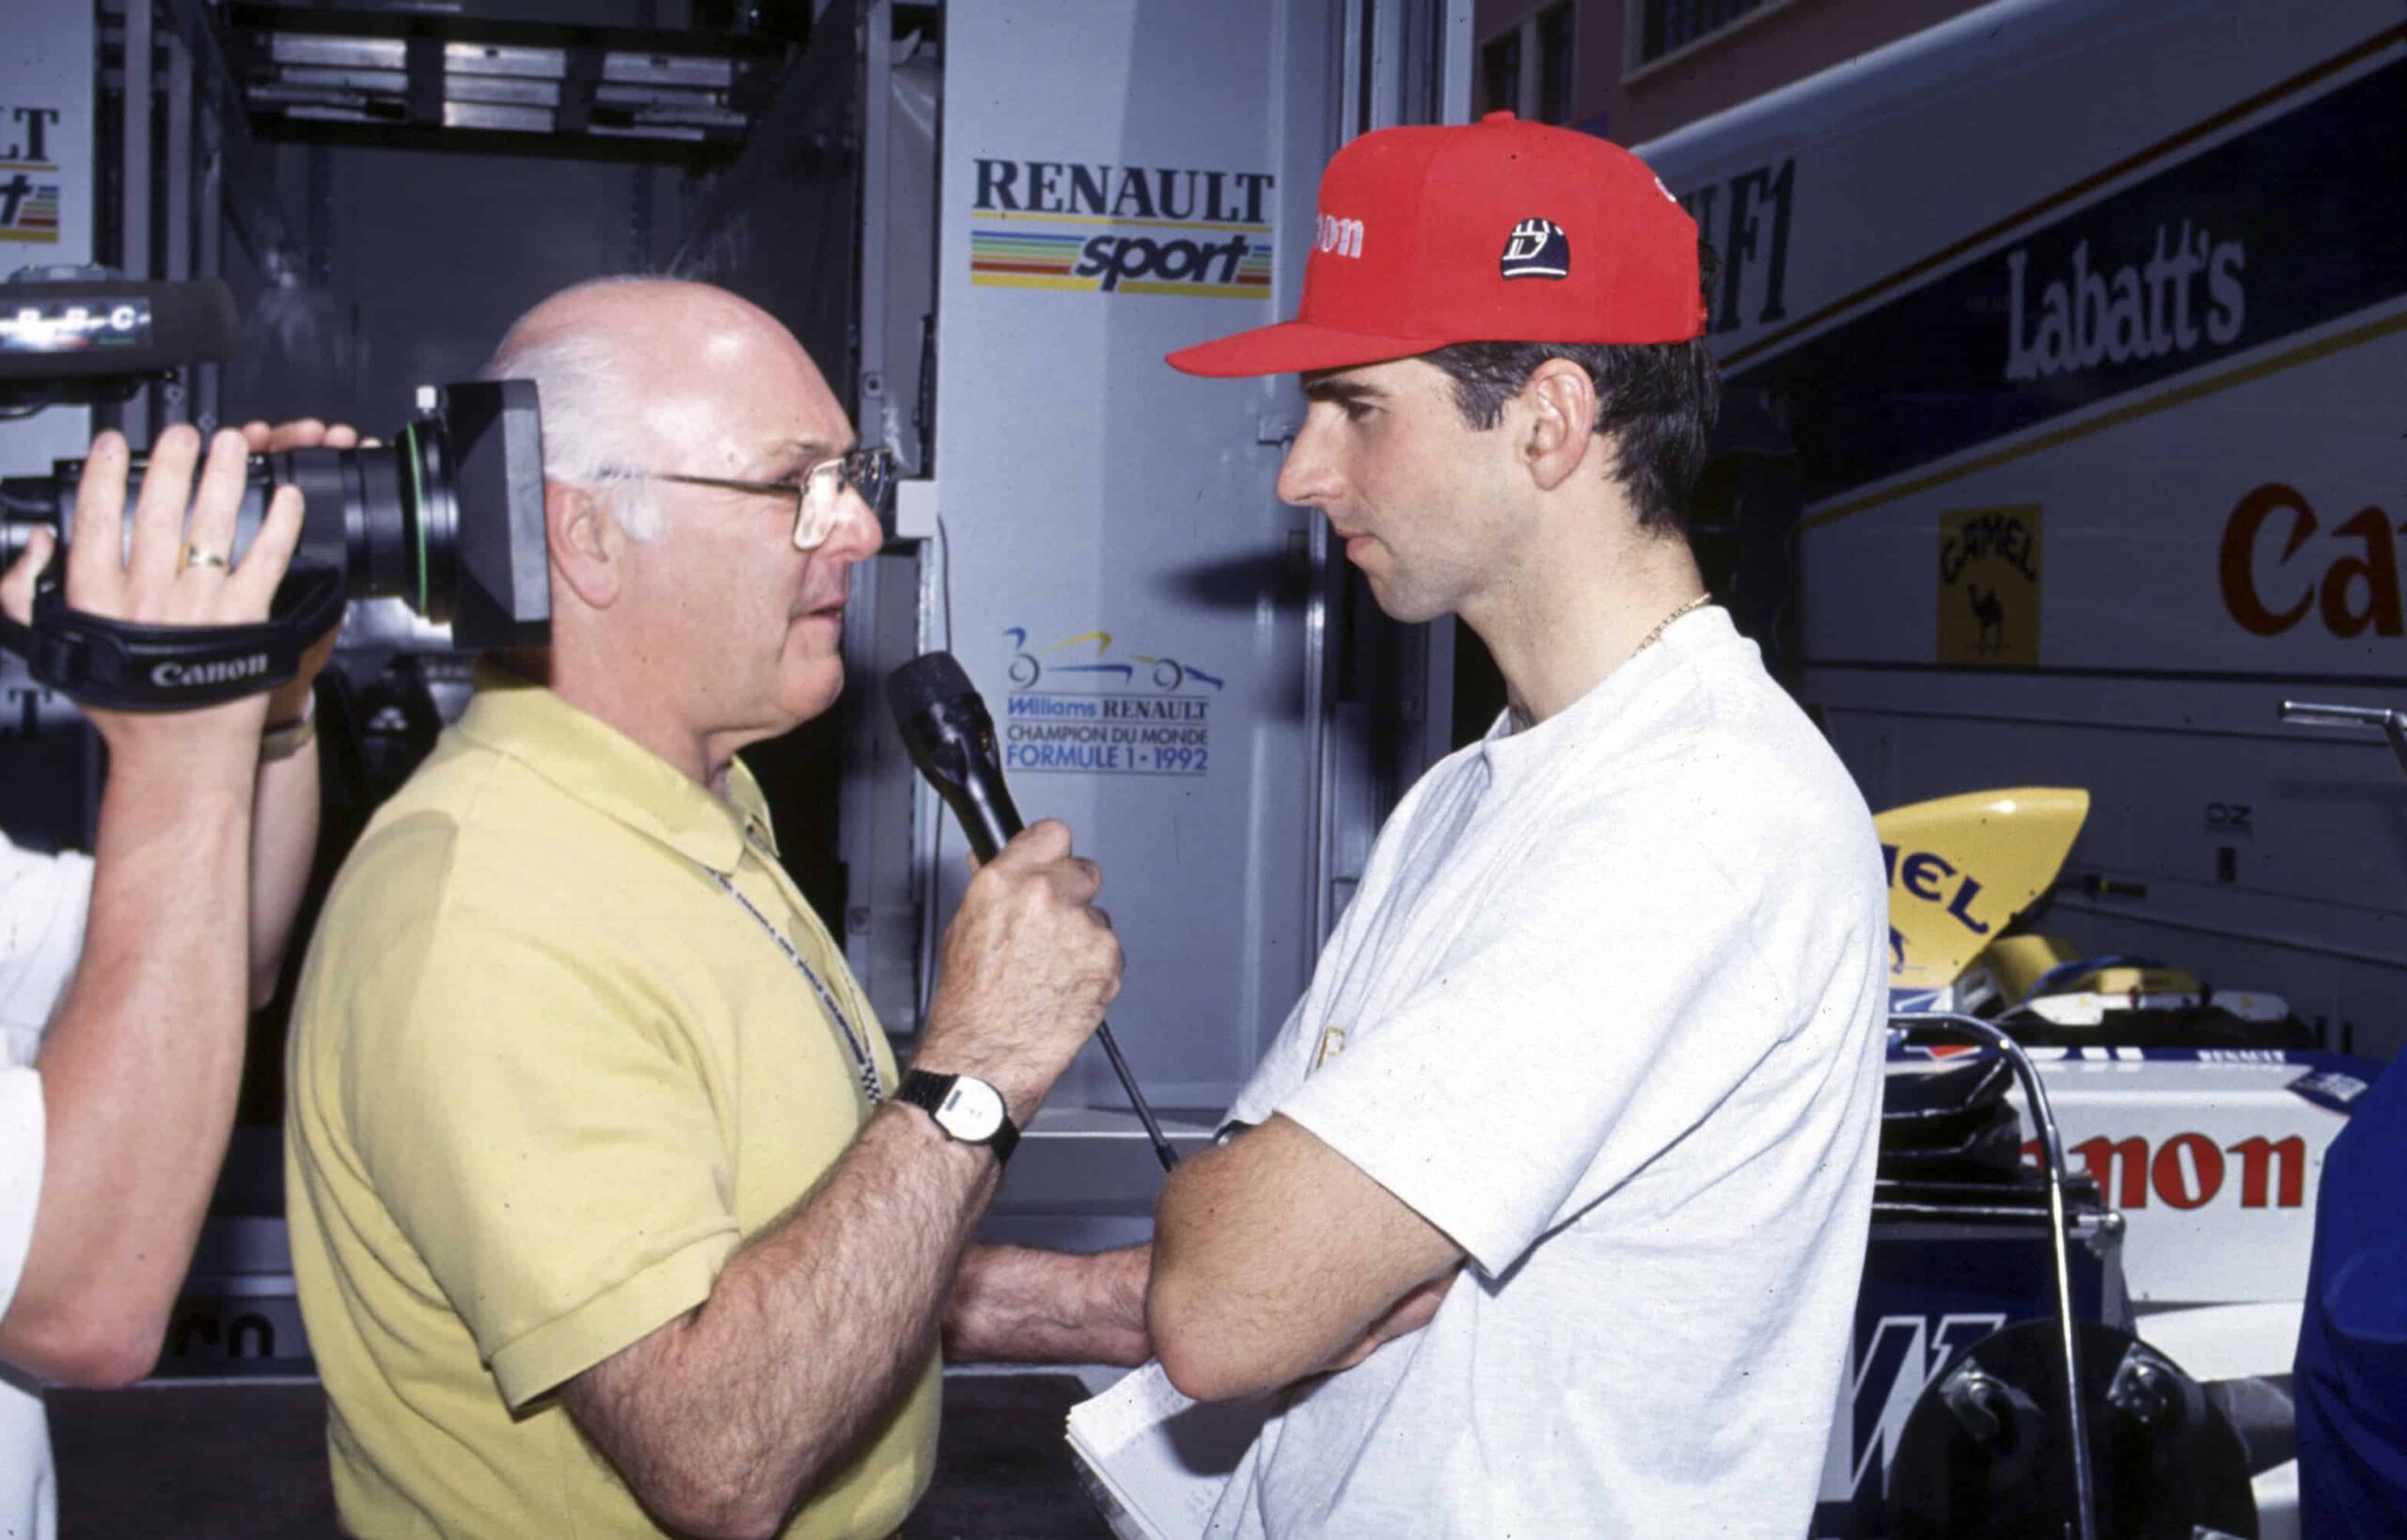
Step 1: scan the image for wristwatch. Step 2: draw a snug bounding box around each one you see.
[260,695,317,762]
[896,1070,1020,1166]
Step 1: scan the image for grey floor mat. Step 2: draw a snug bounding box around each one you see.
[49,1373,1109,1538]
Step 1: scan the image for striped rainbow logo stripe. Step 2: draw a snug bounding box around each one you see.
[1,179,61,244]
[970,222,1274,300]
[970,229,1086,281]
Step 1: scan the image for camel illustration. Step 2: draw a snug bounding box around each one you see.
[1967,585,2007,655]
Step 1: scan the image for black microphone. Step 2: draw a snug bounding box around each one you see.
[888,650,1177,1171]
[0,276,241,405]
[887,650,1024,863]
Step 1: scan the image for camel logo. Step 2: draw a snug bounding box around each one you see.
[1936,505,2042,668]
[1500,217,1569,280]
[1965,586,2007,657]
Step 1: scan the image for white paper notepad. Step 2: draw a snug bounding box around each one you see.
[1063,1362,1272,1540]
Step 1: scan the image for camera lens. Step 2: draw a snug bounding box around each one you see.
[0,378,547,651]
[273,446,416,598]
[0,444,418,603]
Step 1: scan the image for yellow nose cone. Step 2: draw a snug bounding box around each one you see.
[1873,788,2090,990]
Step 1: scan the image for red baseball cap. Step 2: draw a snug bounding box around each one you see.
[1167,112,1706,378]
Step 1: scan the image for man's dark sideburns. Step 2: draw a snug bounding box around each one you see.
[1423,242,1723,535]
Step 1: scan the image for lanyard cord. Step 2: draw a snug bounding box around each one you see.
[708,869,885,1108]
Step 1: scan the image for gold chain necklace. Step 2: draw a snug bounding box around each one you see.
[1631,593,1710,658]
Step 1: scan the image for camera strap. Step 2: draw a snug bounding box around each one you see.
[0,564,344,711]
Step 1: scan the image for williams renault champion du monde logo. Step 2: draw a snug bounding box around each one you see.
[1500,217,1570,280]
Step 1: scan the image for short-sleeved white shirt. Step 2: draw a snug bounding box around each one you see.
[0,834,93,1540]
[1206,609,1889,1539]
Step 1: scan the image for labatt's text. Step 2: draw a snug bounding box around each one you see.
[2004,219,2244,381]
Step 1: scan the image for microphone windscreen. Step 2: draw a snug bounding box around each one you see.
[887,650,977,727]
[149,279,242,365]
[0,277,241,382]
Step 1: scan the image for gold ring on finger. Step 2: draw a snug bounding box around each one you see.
[181,544,230,572]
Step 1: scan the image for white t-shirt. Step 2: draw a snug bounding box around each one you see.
[1207,608,1888,1539]
[0,835,92,1540]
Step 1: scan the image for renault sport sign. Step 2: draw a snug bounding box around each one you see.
[968,157,1276,299]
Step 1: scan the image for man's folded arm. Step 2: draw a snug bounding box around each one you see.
[1147,1114,1462,1403]
[1147,821,1797,1406]
[942,1242,1151,1367]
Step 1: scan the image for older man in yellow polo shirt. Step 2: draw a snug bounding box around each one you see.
[285,278,1145,1540]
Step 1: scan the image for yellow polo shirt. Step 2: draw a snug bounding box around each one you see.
[284,670,936,1539]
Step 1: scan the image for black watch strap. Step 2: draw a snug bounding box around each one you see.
[896,1070,1020,1166]
[895,1069,952,1116]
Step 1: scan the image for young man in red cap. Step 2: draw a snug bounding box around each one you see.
[1144,114,1889,1535]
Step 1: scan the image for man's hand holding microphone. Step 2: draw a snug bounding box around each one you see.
[916,818,1123,1127]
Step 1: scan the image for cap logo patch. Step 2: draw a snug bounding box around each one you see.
[1500,217,1569,280]
[1316,212,1366,259]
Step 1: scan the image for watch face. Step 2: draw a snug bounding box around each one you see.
[936,1077,1007,1143]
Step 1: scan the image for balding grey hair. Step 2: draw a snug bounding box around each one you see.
[480,279,670,542]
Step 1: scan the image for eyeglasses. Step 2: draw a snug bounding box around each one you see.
[610,445,898,550]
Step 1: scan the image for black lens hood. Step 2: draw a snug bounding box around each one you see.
[0,563,345,712]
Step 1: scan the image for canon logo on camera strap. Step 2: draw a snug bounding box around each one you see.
[150,654,269,688]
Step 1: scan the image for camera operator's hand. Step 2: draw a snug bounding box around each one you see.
[0,427,304,769]
[237,416,377,454]
[916,820,1124,1124]
[239,416,368,722]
